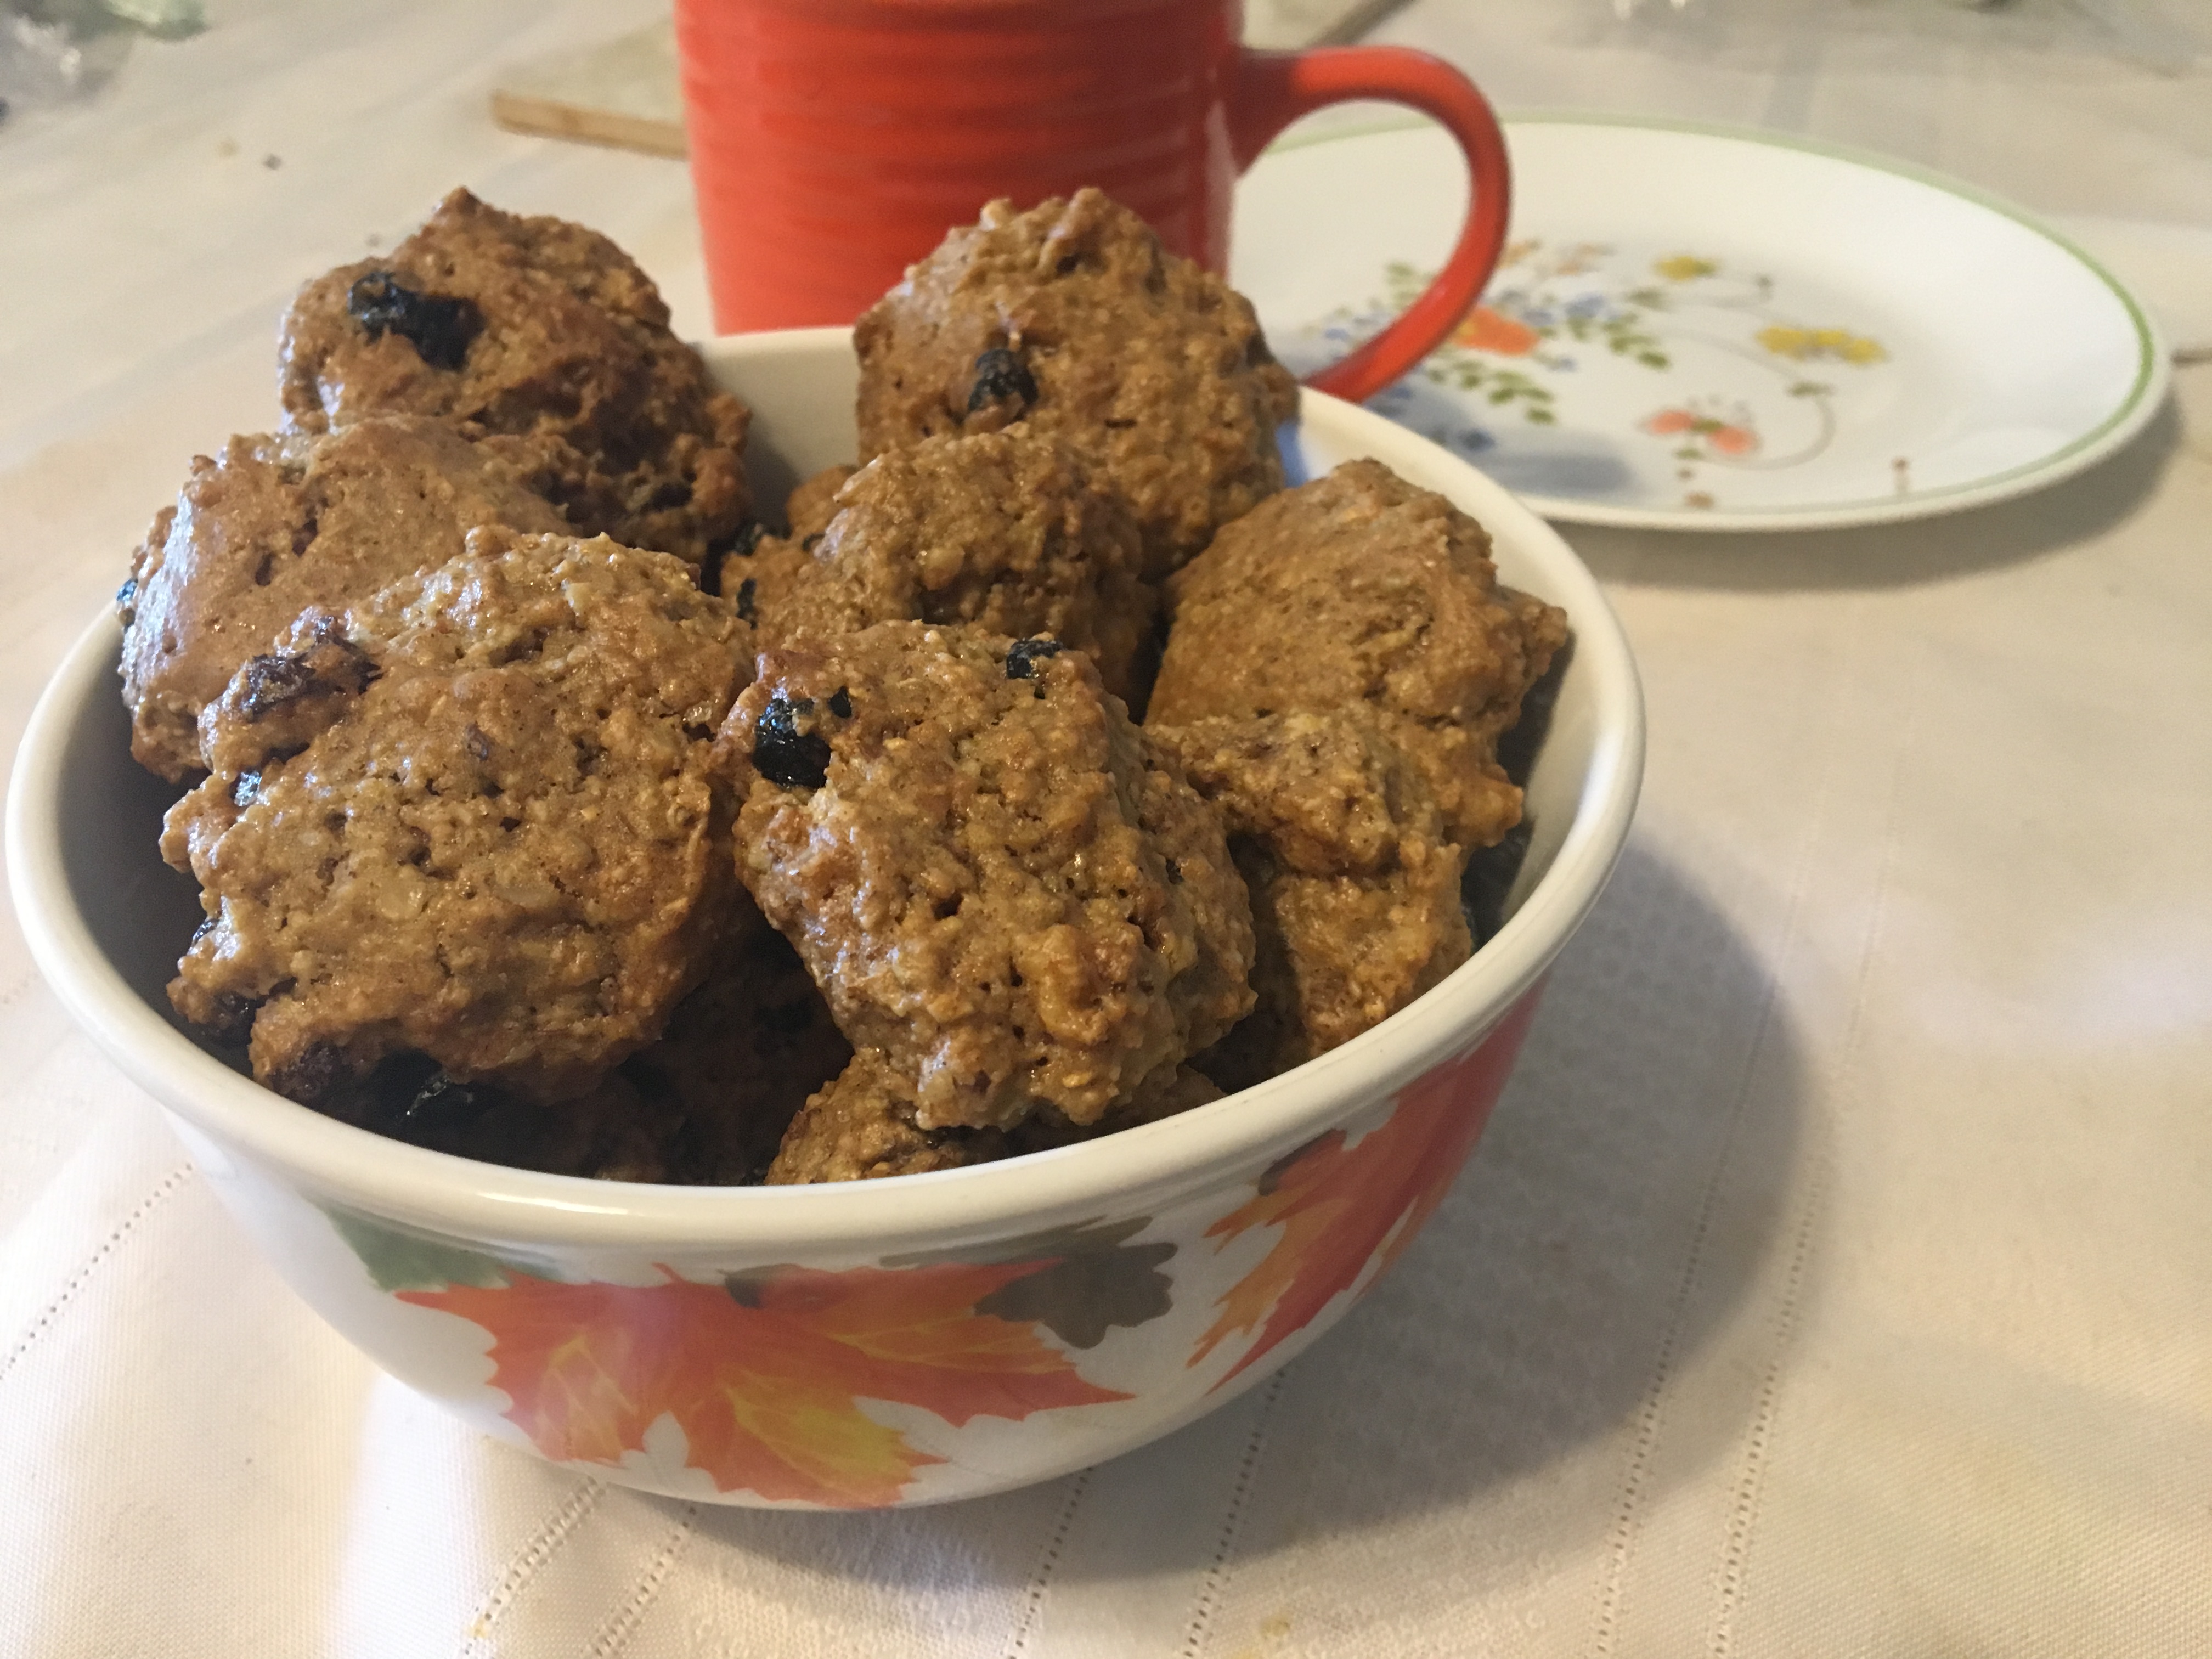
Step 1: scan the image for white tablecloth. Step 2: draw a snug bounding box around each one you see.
[3,2,2209,1652]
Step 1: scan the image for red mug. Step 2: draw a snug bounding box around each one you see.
[675,0,1510,405]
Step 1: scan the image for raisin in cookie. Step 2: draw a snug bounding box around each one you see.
[752,431,1156,706]
[279,188,751,566]
[1149,459,1570,850]
[117,417,568,781]
[1152,710,1471,1091]
[164,529,745,1105]
[855,189,1298,580]
[715,622,1252,1132]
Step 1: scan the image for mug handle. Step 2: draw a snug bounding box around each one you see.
[1228,47,1511,407]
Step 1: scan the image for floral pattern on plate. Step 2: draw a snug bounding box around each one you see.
[1284,240,1893,513]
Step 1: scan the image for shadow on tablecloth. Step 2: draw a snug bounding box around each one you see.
[1200,834,1810,1562]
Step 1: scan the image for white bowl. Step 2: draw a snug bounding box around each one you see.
[7,328,1644,1509]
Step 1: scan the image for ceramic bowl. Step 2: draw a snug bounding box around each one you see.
[7,329,1644,1509]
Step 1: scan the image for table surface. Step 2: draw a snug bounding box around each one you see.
[3,2,2208,1654]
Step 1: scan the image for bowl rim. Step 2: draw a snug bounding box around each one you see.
[5,328,1645,1255]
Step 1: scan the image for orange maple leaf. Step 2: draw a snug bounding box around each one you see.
[402,1259,1128,1507]
[1189,991,1542,1386]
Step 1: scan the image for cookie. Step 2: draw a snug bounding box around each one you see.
[764,1050,1009,1184]
[755,431,1157,706]
[117,417,568,781]
[716,622,1253,1132]
[854,189,1299,579]
[278,188,752,566]
[1149,459,1570,849]
[766,1052,1222,1184]
[164,529,746,1105]
[716,462,855,630]
[1152,711,1471,1091]
[780,463,860,542]
[297,895,845,1183]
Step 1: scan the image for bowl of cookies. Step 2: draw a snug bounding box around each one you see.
[9,187,1641,1508]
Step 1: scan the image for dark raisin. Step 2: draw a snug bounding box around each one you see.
[345,270,483,371]
[465,724,492,762]
[827,686,852,719]
[115,575,138,618]
[752,693,831,789]
[735,577,758,624]
[236,652,325,719]
[235,631,375,720]
[269,1041,347,1105]
[1164,857,1182,884]
[968,346,1037,414]
[232,770,263,808]
[734,520,766,556]
[290,510,319,556]
[1004,637,1065,680]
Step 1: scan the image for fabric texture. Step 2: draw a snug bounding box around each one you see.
[4,0,2210,1653]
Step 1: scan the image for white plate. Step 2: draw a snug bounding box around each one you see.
[1233,115,2170,532]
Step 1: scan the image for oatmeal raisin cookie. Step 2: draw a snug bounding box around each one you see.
[716,622,1252,1132]
[855,189,1298,579]
[165,529,746,1105]
[1149,460,1569,849]
[279,188,751,565]
[117,417,567,781]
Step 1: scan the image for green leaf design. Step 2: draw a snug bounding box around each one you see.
[322,1202,552,1294]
